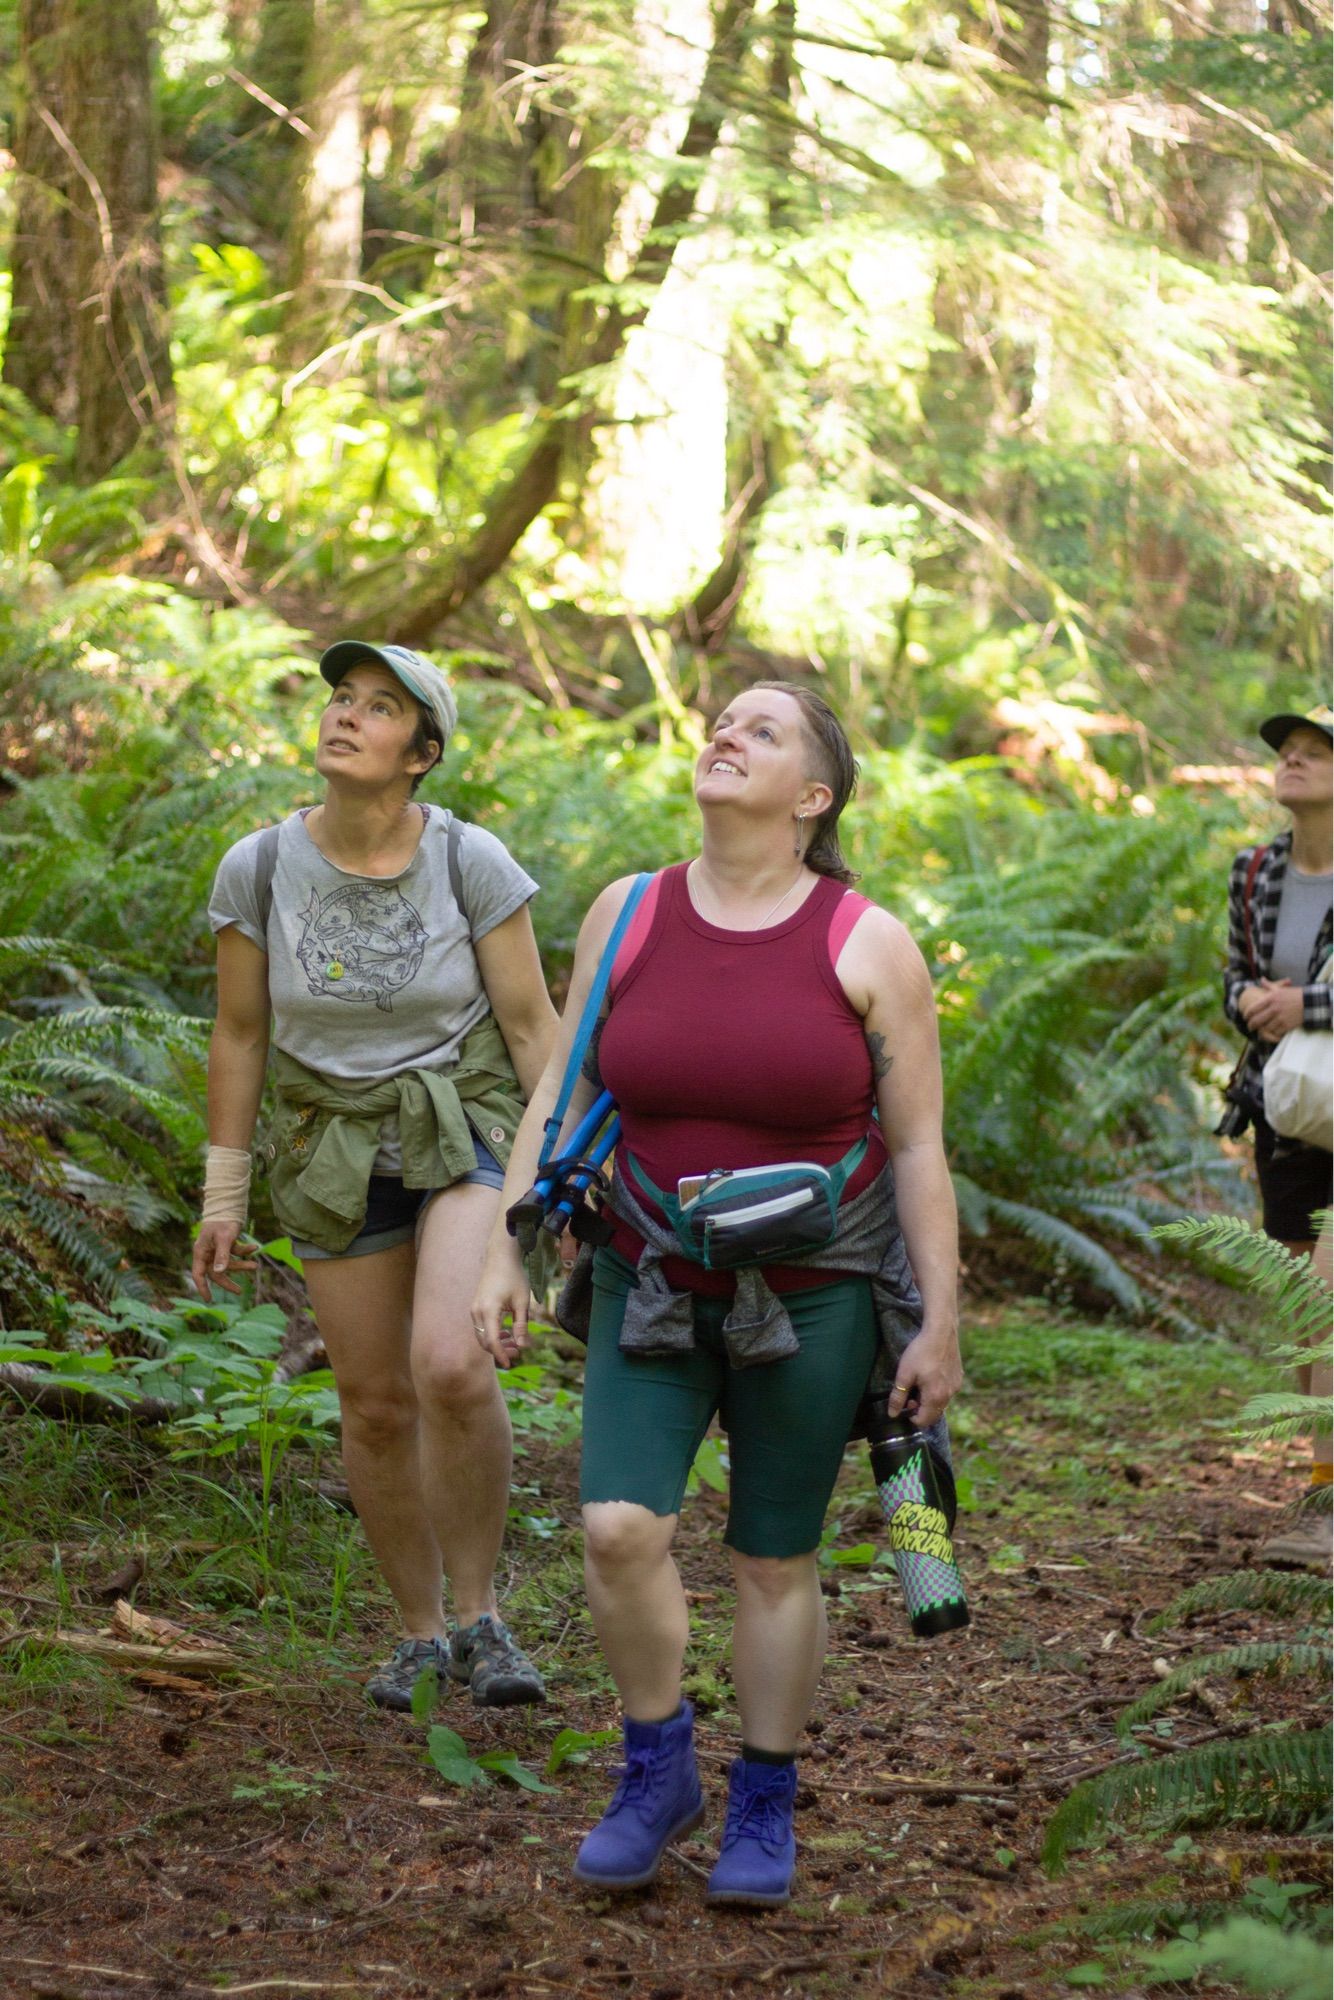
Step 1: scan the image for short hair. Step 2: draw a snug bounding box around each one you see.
[406,707,443,794]
[751,681,859,885]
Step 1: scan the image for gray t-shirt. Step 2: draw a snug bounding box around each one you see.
[1271,866,1333,988]
[208,806,539,1086]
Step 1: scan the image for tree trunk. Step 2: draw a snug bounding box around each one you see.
[3,0,77,422]
[59,0,172,478]
[394,0,757,641]
[676,0,795,650]
[1165,0,1260,269]
[446,1,562,240]
[286,0,365,352]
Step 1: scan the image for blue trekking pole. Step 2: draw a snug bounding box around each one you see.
[506,875,652,1261]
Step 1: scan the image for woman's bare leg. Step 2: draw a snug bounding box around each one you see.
[582,1502,688,1719]
[410,1182,515,1628]
[303,1242,444,1636]
[729,1549,825,1753]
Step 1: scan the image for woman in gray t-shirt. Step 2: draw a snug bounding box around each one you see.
[194,641,557,1713]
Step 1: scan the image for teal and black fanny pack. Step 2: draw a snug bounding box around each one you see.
[626,1137,867,1272]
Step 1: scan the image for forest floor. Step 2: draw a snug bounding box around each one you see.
[0,1291,1328,2000]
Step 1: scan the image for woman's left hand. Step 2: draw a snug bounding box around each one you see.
[885,1326,963,1429]
[470,1241,532,1369]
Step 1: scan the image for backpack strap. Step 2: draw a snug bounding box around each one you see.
[446,813,471,938]
[252,824,284,941]
[1241,843,1268,977]
[253,807,470,943]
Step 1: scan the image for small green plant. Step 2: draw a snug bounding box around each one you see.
[408,1672,555,1793]
[686,1433,730,1497]
[1141,1912,1331,2000]
[544,1726,620,1778]
[423,1725,555,1794]
[231,1762,331,1812]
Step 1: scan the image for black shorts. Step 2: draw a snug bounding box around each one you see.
[292,1136,505,1263]
[1254,1111,1333,1244]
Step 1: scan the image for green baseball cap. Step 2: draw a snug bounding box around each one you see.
[319,641,458,750]
[1259,704,1333,753]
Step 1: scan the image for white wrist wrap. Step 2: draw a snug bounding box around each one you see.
[203,1146,252,1224]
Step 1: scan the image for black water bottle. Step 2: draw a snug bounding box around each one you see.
[867,1400,970,1638]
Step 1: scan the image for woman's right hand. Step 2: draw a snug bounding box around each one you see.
[191,1219,254,1302]
[471,1240,532,1369]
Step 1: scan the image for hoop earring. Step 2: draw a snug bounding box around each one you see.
[794,812,806,859]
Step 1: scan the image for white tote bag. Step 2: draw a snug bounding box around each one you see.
[1263,954,1333,1153]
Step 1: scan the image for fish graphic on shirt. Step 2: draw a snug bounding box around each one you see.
[294,882,428,1011]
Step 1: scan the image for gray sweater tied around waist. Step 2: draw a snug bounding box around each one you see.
[556,1158,950,1462]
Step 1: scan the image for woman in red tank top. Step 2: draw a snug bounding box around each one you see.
[475,685,961,1907]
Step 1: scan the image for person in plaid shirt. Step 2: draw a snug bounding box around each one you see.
[1223,705,1332,1569]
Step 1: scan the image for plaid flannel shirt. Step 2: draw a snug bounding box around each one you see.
[1223,829,1333,1119]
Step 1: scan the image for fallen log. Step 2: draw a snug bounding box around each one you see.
[1,1629,238,1676]
[0,1364,176,1426]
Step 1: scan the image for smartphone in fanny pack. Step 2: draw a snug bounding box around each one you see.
[675,1162,841,1269]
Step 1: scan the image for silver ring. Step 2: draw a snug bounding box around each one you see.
[471,1321,486,1335]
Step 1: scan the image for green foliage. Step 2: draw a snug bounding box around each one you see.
[0,938,209,1321]
[544,1726,620,1778]
[1045,1219,1333,1883]
[1155,1216,1334,1356]
[1041,1726,1332,1875]
[2,1293,340,1463]
[231,1763,331,1812]
[422,1723,555,1795]
[1141,1914,1332,2000]
[1117,1646,1331,1734]
[1148,1569,1332,1632]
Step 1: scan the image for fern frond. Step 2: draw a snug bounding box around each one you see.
[1155,1216,1332,1347]
[1072,1895,1197,1941]
[1117,1645,1331,1733]
[1236,1392,1334,1444]
[986,1193,1143,1311]
[945,941,1131,1105]
[1143,1915,1333,2000]
[3,1186,124,1298]
[1150,1569,1333,1629]
[1041,1725,1333,1874]
[951,1171,992,1237]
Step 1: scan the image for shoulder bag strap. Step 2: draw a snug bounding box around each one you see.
[1242,843,1268,978]
[540,872,652,1169]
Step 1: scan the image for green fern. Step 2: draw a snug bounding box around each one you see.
[1041,1726,1333,1874]
[983,1193,1144,1312]
[1155,1216,1333,1351]
[1141,1915,1333,2000]
[2,1185,128,1299]
[1071,1894,1199,1941]
[1117,1646,1331,1734]
[1149,1569,1333,1630]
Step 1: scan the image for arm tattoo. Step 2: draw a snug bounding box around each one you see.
[865,1029,893,1082]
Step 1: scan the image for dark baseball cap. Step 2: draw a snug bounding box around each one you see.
[1259,704,1333,753]
[319,641,458,748]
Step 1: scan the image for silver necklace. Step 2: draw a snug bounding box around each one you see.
[693,862,807,930]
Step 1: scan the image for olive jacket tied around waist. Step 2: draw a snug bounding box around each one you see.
[262,1013,530,1258]
[556,1158,949,1461]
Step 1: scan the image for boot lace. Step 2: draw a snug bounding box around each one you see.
[605,1745,667,1819]
[721,1778,790,1855]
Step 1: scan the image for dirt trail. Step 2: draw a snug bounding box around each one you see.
[1,1321,1326,2000]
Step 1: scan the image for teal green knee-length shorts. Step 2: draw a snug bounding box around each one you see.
[580,1246,880,1558]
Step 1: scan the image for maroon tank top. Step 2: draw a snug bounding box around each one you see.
[599,863,885,1293]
